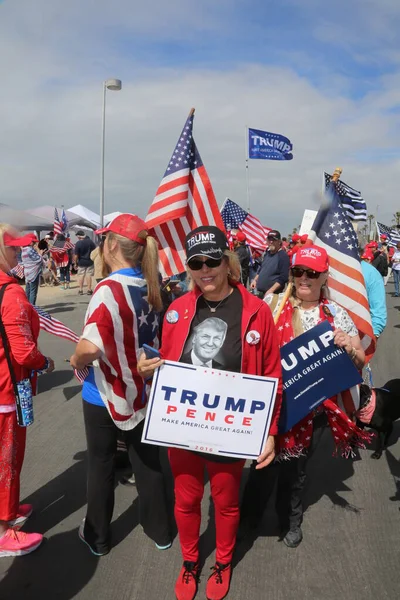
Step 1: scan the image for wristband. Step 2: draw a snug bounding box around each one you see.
[350,347,357,361]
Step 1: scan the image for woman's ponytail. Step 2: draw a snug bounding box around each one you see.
[140,234,163,312]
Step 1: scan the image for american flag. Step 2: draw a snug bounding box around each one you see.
[220,198,270,252]
[54,207,63,236]
[75,367,90,383]
[376,222,400,248]
[324,172,367,222]
[10,263,25,279]
[34,306,80,343]
[145,110,225,276]
[310,183,375,362]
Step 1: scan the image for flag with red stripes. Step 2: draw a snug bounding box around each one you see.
[34,306,80,343]
[145,110,225,276]
[81,272,159,429]
[220,198,270,253]
[54,207,63,236]
[10,263,25,279]
[309,182,375,365]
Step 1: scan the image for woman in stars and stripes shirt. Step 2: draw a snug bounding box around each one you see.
[70,214,171,557]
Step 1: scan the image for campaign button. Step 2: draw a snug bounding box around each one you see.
[246,330,260,345]
[166,310,179,324]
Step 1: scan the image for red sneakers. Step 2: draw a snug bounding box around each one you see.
[0,529,43,558]
[8,504,33,529]
[206,562,232,600]
[175,561,199,600]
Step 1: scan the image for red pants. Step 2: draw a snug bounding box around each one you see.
[0,412,26,521]
[168,448,245,564]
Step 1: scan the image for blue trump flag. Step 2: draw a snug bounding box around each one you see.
[248,128,293,161]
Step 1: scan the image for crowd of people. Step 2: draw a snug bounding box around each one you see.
[0,215,393,599]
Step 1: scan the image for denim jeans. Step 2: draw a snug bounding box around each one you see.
[25,275,40,305]
[393,269,400,295]
[59,266,70,283]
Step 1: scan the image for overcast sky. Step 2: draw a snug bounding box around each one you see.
[0,0,399,233]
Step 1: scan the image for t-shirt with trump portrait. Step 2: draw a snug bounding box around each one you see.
[180,288,242,373]
[179,287,243,464]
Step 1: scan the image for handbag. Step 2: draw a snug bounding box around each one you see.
[0,283,34,427]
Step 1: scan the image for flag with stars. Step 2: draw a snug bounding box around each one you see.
[54,207,63,236]
[220,198,271,253]
[80,271,159,430]
[324,172,366,222]
[145,110,225,276]
[309,183,375,362]
[376,222,400,248]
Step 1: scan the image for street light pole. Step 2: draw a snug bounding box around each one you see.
[99,78,122,227]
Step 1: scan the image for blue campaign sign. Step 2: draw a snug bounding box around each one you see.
[248,128,293,160]
[278,321,362,433]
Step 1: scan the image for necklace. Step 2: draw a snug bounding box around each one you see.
[203,288,233,313]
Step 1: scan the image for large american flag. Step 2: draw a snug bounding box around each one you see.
[310,183,375,362]
[145,110,225,276]
[324,172,367,222]
[376,222,400,248]
[34,306,80,343]
[54,207,63,236]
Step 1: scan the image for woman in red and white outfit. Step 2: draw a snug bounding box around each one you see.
[241,244,371,549]
[138,225,282,600]
[0,224,54,557]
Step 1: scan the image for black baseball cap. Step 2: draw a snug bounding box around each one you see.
[185,226,229,262]
[267,230,281,240]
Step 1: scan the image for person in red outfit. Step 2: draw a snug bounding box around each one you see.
[0,225,55,558]
[138,225,282,600]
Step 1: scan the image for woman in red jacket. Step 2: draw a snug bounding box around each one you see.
[0,225,54,558]
[138,225,282,600]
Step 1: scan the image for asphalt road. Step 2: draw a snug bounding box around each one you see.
[0,279,399,600]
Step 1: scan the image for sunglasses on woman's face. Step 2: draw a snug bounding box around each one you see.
[187,257,223,271]
[291,267,321,279]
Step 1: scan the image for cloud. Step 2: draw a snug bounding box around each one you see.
[0,0,399,235]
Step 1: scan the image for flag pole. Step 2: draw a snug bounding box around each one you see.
[244,125,250,212]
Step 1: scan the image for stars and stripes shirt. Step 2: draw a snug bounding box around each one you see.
[21,246,43,283]
[81,268,159,430]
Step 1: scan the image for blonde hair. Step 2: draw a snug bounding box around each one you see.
[0,223,19,272]
[104,231,163,312]
[187,250,241,291]
[282,272,330,338]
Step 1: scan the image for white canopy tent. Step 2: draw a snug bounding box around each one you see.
[0,203,52,231]
[28,205,97,230]
[104,211,123,224]
[68,204,101,229]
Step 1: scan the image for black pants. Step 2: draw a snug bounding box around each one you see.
[83,401,171,553]
[241,413,327,532]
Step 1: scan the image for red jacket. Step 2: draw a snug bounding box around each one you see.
[160,283,283,435]
[0,271,47,406]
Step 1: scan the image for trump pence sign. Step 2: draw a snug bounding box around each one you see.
[141,361,279,459]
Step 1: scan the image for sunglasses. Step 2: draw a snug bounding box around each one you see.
[187,257,223,271]
[291,267,321,279]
